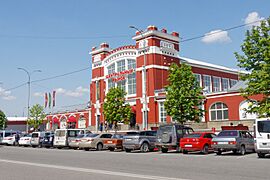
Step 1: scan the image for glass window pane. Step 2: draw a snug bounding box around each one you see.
[211,111,216,120]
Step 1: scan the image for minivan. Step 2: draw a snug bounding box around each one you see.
[30,131,46,147]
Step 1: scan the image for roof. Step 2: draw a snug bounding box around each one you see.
[227,80,248,92]
[179,56,241,74]
[7,117,27,121]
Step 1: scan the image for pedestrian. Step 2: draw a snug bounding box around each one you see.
[99,122,103,132]
[15,133,20,146]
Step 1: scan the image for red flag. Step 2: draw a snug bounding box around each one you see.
[45,93,48,108]
[53,90,56,107]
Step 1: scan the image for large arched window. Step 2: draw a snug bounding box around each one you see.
[106,58,136,95]
[210,102,228,121]
[239,100,257,120]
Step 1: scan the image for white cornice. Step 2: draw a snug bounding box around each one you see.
[90,47,111,55]
[132,30,179,42]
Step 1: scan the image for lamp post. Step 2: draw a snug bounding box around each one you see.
[129,25,148,130]
[18,68,41,132]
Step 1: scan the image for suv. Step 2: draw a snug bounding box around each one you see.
[123,130,157,153]
[156,124,194,153]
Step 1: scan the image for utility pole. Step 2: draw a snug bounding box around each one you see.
[129,26,148,130]
[18,68,41,132]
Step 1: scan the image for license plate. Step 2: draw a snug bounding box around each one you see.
[45,139,48,142]
[218,142,228,144]
[185,144,192,147]
[107,141,113,143]
[125,139,132,141]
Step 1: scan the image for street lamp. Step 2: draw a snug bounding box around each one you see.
[129,25,148,130]
[18,68,41,132]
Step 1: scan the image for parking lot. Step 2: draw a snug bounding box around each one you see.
[0,145,269,180]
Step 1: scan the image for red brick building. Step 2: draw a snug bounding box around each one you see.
[46,25,260,131]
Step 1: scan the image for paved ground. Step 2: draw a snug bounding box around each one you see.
[0,146,270,180]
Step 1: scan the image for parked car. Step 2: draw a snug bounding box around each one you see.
[156,124,194,153]
[79,133,113,151]
[2,134,16,145]
[103,133,125,151]
[123,130,157,153]
[0,130,18,144]
[212,130,255,155]
[30,131,46,148]
[180,132,216,154]
[254,118,270,158]
[69,134,89,150]
[42,134,54,148]
[19,134,32,147]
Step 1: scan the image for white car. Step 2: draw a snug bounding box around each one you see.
[19,134,32,146]
[2,135,16,145]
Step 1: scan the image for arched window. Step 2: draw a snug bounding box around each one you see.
[60,116,67,129]
[239,100,257,120]
[210,102,228,121]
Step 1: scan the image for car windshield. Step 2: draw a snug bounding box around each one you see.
[112,134,123,139]
[86,133,99,137]
[184,133,202,138]
[32,133,39,138]
[218,131,238,137]
[258,120,270,133]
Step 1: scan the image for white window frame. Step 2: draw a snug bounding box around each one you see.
[203,75,212,93]
[194,73,202,87]
[222,78,229,91]
[230,79,238,87]
[209,102,229,121]
[158,101,167,123]
[212,76,221,92]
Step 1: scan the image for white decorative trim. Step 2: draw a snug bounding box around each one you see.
[90,47,110,55]
[132,30,180,42]
[137,64,169,71]
[206,92,241,99]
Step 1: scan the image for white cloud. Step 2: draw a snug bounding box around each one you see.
[0,87,16,101]
[54,86,89,97]
[33,92,43,97]
[244,12,264,27]
[201,30,231,44]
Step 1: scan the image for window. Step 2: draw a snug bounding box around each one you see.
[203,75,211,93]
[117,60,125,72]
[108,78,115,90]
[210,102,229,121]
[230,79,238,87]
[128,59,136,69]
[159,102,167,123]
[108,63,115,75]
[128,73,136,95]
[222,78,229,91]
[194,74,202,87]
[96,81,100,100]
[117,79,126,91]
[212,77,221,92]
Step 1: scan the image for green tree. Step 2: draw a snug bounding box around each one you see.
[164,63,205,124]
[27,104,46,131]
[0,110,7,130]
[103,87,132,130]
[235,17,270,117]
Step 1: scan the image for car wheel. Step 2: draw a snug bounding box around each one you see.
[161,148,168,153]
[240,145,246,155]
[108,147,114,151]
[183,149,188,154]
[96,143,103,151]
[216,149,222,155]
[140,142,149,153]
[125,148,131,153]
[258,153,266,158]
[202,144,209,154]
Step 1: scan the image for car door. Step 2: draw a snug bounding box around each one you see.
[203,133,213,149]
[146,131,156,148]
[247,131,255,151]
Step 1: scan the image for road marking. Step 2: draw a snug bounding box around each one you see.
[0,159,189,180]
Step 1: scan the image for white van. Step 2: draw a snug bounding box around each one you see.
[53,129,90,148]
[254,118,270,158]
[30,131,46,147]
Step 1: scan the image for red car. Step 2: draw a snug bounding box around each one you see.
[180,132,216,154]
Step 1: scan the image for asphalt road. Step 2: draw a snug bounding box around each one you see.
[0,146,270,180]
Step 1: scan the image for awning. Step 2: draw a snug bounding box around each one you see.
[52,117,59,124]
[67,116,77,123]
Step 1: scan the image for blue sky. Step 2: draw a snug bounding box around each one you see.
[0,0,269,116]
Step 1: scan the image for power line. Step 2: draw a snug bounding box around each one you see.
[31,66,90,83]
[5,82,28,91]
[180,19,265,42]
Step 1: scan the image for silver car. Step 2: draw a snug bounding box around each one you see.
[212,130,255,155]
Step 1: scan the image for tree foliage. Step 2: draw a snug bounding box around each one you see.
[235,17,270,117]
[103,87,132,126]
[27,104,46,131]
[0,110,7,130]
[164,63,205,124]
